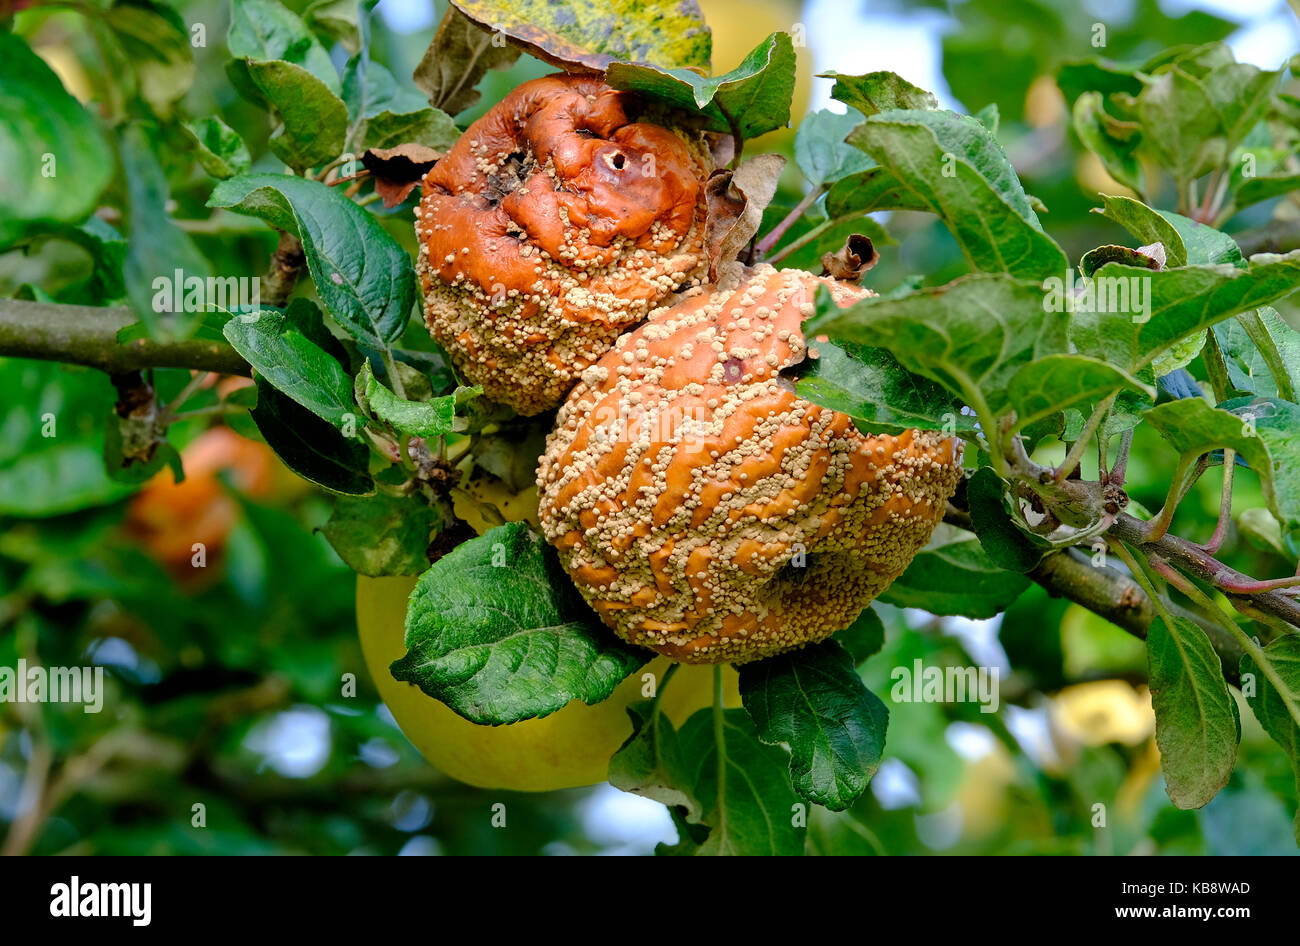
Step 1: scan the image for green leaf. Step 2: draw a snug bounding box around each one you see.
[1213,307,1300,401]
[833,607,885,664]
[807,275,1067,417]
[1144,395,1300,531]
[1091,194,1187,266]
[342,44,460,151]
[605,32,796,142]
[209,174,416,348]
[223,301,356,427]
[794,109,874,188]
[792,338,976,437]
[1163,215,1243,268]
[1072,92,1143,195]
[0,361,134,516]
[858,108,1045,227]
[825,166,920,219]
[360,107,460,152]
[1006,353,1154,431]
[805,807,886,855]
[228,0,340,93]
[972,102,999,135]
[740,641,889,811]
[1221,396,1300,532]
[1240,635,1300,840]
[878,537,1031,618]
[1152,332,1208,379]
[1136,68,1222,188]
[1056,59,1144,110]
[1149,41,1236,78]
[608,701,702,822]
[250,379,374,495]
[656,806,709,855]
[1243,634,1300,752]
[764,203,894,274]
[245,59,347,170]
[52,217,128,301]
[1147,614,1240,809]
[1235,172,1300,212]
[822,70,938,117]
[105,0,195,116]
[391,523,647,724]
[450,0,711,73]
[1238,507,1286,557]
[119,125,212,340]
[303,0,362,52]
[966,467,1050,573]
[676,707,805,855]
[1200,771,1300,854]
[361,361,479,437]
[1136,60,1277,190]
[320,491,444,577]
[1233,308,1298,402]
[846,109,1068,281]
[0,32,114,246]
[412,4,520,116]
[182,117,252,180]
[344,51,430,120]
[1091,194,1242,267]
[1069,251,1300,375]
[1199,60,1279,153]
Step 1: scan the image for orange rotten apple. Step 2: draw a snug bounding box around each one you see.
[538,264,965,664]
[125,425,278,582]
[415,74,712,416]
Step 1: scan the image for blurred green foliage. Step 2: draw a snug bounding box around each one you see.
[2,0,1299,855]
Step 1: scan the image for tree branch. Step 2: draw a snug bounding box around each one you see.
[754,186,824,259]
[262,231,305,307]
[1006,441,1300,631]
[0,298,250,376]
[1107,510,1300,629]
[944,505,1245,683]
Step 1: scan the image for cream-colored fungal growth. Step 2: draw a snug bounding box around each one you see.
[538,264,964,664]
[415,74,711,416]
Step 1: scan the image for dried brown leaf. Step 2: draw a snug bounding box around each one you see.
[362,144,442,208]
[413,5,520,115]
[820,234,879,282]
[703,153,785,280]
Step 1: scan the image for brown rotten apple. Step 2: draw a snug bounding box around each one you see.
[537,264,964,664]
[415,74,711,416]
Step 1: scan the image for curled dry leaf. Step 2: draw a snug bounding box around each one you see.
[703,153,785,280]
[413,5,520,115]
[1078,240,1168,278]
[362,143,442,208]
[821,233,879,282]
